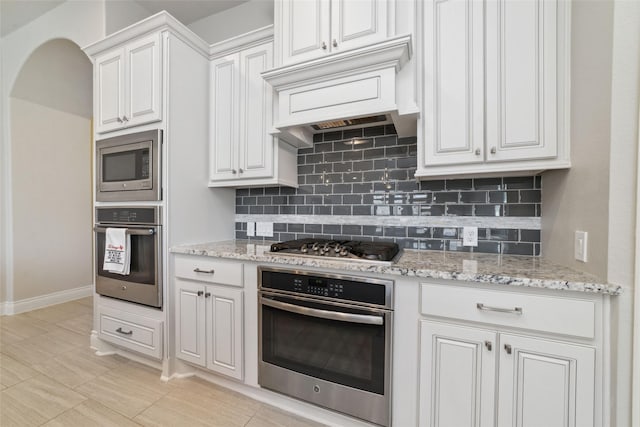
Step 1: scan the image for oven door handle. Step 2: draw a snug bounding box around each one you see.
[94,226,155,236]
[261,297,384,325]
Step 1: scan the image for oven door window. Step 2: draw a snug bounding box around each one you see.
[96,229,156,284]
[261,296,387,395]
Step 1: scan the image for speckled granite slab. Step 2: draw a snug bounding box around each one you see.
[171,240,621,295]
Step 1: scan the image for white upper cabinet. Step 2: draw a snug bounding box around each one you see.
[421,0,485,167]
[416,0,570,178]
[277,0,391,66]
[95,32,162,133]
[485,0,559,162]
[209,35,298,188]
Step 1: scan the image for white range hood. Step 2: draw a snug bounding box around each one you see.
[262,34,418,147]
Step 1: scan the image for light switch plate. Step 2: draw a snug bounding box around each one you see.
[575,231,588,262]
[246,222,255,237]
[463,227,478,247]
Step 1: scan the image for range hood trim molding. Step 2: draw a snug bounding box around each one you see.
[262,34,413,90]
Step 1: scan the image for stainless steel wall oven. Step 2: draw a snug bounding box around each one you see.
[95,206,162,308]
[258,267,393,426]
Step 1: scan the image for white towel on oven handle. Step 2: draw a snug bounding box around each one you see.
[103,228,131,275]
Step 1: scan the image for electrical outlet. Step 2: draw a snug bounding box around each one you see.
[463,227,478,247]
[575,231,588,262]
[376,206,390,216]
[256,222,273,237]
[246,222,255,237]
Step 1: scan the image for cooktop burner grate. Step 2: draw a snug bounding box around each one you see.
[269,238,400,263]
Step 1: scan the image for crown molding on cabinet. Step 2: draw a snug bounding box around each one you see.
[83,11,210,59]
[208,25,274,59]
[262,34,412,89]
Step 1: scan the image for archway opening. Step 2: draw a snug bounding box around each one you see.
[10,38,93,304]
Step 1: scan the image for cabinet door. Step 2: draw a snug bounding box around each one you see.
[419,321,496,427]
[421,0,485,167]
[485,0,558,162]
[175,279,206,367]
[237,42,274,180]
[95,48,125,133]
[331,0,389,53]
[124,32,163,128]
[206,286,244,380]
[209,53,240,181]
[279,0,331,65]
[498,333,595,427]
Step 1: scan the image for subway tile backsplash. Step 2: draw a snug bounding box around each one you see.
[235,126,542,256]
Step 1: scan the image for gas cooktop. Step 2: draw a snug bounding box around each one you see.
[269,238,400,264]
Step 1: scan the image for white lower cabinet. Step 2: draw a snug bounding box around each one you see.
[174,256,244,381]
[98,306,163,359]
[419,321,496,427]
[497,333,595,427]
[419,283,598,427]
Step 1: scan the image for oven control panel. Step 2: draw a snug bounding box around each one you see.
[293,277,346,298]
[261,268,392,307]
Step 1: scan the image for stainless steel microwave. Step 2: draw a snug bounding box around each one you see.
[96,130,162,202]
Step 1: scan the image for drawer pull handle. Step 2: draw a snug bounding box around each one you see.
[485,341,492,351]
[197,291,204,297]
[476,303,523,315]
[504,344,512,354]
[116,327,133,336]
[205,292,211,298]
[193,268,215,274]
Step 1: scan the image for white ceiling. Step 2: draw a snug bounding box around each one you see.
[0,0,250,37]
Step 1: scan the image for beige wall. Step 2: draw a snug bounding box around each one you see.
[607,1,640,425]
[10,98,92,301]
[188,0,274,44]
[541,0,614,280]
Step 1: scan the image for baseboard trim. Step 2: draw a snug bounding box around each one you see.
[0,285,93,315]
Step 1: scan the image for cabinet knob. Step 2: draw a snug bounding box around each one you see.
[238,168,244,173]
[490,147,497,154]
[485,341,492,351]
[122,115,128,122]
[475,148,481,156]
[116,117,123,123]
[332,39,338,48]
[205,292,211,298]
[504,344,512,354]
[322,42,327,50]
[197,290,204,297]
[231,169,237,174]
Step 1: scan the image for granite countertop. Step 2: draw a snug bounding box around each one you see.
[171,240,622,295]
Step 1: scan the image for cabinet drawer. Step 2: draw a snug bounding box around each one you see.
[174,255,243,287]
[98,307,163,359]
[420,284,596,339]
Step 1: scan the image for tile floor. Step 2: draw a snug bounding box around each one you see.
[0,297,326,427]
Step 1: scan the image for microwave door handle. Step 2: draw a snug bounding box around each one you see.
[94,227,155,236]
[261,297,383,326]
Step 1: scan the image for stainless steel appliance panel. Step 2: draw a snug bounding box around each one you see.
[96,129,162,202]
[258,267,393,426]
[95,206,162,308]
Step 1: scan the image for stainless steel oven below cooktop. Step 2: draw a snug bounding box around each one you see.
[269,238,400,264]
